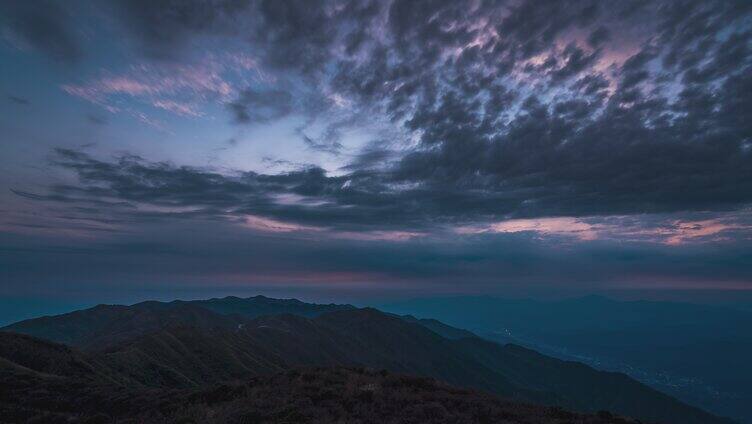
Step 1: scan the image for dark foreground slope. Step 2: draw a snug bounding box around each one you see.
[138,368,642,424]
[2,297,735,424]
[0,335,638,424]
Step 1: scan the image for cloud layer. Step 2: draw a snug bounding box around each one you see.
[2,0,752,296]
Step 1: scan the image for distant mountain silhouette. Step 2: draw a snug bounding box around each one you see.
[381,295,752,422]
[2,296,735,424]
[3,295,349,350]
[190,294,354,318]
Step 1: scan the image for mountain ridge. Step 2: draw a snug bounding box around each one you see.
[1,296,736,424]
[379,295,752,422]
[0,334,641,424]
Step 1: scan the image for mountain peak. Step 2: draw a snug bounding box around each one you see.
[1,296,735,424]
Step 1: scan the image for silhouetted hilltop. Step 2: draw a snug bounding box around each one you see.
[1,297,736,424]
[188,294,354,318]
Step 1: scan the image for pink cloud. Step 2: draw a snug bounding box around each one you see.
[457,217,598,241]
[242,215,324,233]
[334,230,425,242]
[152,100,202,117]
[61,52,263,118]
[664,219,741,245]
[100,77,155,96]
[240,214,424,242]
[454,214,752,246]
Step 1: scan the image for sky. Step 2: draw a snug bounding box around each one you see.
[1,0,751,313]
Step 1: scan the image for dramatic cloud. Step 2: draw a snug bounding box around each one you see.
[228,88,294,124]
[10,0,752,229]
[61,53,263,118]
[1,0,82,63]
[110,0,253,59]
[13,146,752,248]
[2,0,752,297]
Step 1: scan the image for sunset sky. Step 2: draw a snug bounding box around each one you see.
[1,0,751,309]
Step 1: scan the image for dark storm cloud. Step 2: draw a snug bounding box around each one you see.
[10,0,752,232]
[0,0,82,63]
[109,0,379,72]
[301,134,343,156]
[14,148,488,231]
[549,44,601,81]
[391,69,752,218]
[587,26,610,48]
[111,0,252,59]
[657,0,752,72]
[341,144,397,172]
[227,88,294,124]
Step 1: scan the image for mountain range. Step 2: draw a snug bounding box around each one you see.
[1,295,735,424]
[380,295,752,423]
[0,336,635,424]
